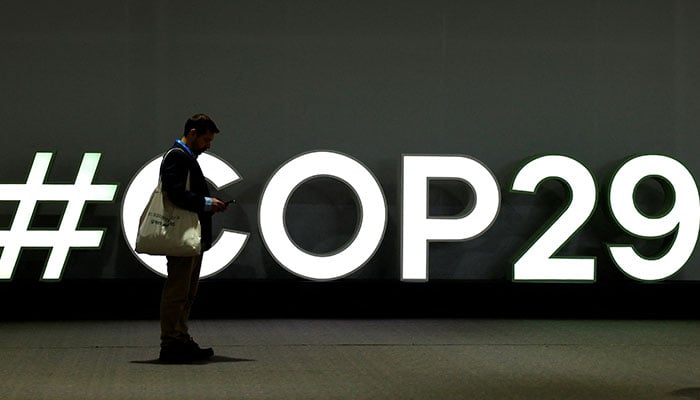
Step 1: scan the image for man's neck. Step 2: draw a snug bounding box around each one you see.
[177,137,196,157]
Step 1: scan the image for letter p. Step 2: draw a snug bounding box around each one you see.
[401,155,500,281]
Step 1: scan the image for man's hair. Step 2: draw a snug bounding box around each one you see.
[184,113,220,136]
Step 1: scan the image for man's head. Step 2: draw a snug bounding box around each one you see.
[182,113,220,155]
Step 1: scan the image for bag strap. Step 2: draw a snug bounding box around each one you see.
[160,147,192,191]
[161,147,187,168]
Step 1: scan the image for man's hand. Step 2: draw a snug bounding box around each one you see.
[210,197,228,213]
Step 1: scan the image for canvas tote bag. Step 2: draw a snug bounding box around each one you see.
[135,149,202,257]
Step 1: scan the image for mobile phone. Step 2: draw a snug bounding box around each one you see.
[225,199,236,205]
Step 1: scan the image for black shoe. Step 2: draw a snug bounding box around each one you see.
[185,339,215,361]
[159,340,214,364]
[159,345,190,364]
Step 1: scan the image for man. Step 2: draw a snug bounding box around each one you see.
[158,113,228,363]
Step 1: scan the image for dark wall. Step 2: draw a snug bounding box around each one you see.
[1,1,700,316]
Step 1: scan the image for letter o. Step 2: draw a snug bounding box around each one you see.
[259,151,387,281]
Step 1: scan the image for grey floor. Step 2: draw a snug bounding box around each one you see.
[1,319,700,399]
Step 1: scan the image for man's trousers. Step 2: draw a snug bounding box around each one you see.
[160,254,202,346]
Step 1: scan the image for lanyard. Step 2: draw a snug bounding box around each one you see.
[175,139,196,158]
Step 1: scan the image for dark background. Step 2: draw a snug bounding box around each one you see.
[1,0,699,318]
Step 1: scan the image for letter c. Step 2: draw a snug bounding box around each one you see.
[121,153,249,278]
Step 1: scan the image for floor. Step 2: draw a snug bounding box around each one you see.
[1,319,700,399]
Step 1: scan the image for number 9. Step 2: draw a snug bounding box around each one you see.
[608,155,700,281]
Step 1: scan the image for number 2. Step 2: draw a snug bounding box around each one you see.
[511,155,597,281]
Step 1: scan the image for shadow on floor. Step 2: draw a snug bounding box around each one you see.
[131,355,255,365]
[672,388,700,399]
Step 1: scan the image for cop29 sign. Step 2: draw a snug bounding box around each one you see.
[0,151,697,282]
[122,151,698,283]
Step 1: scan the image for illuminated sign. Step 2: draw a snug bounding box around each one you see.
[607,155,699,281]
[0,151,696,283]
[401,155,500,282]
[510,155,597,281]
[0,152,117,281]
[121,152,250,278]
[511,154,699,282]
[259,151,387,281]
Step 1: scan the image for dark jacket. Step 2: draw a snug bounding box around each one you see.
[160,141,213,252]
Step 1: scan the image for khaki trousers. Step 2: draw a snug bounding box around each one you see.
[160,255,202,346]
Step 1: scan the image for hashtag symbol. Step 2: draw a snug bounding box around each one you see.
[0,152,117,280]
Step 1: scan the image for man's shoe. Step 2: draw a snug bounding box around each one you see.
[159,344,190,364]
[159,340,214,364]
[185,339,214,361]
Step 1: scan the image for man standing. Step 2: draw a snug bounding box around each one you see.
[158,113,228,363]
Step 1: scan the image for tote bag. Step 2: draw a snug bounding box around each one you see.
[135,152,202,257]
